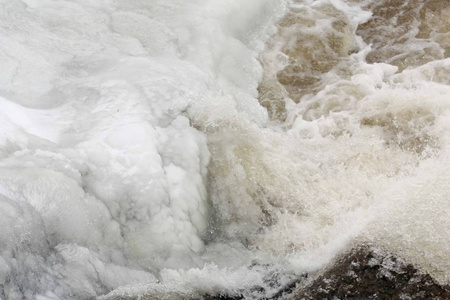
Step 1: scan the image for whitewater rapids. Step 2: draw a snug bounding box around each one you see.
[1,0,450,299]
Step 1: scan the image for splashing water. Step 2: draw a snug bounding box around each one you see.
[1,0,450,299]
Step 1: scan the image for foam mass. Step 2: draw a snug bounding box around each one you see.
[0,0,284,298]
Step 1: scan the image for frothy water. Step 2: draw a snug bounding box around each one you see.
[1,0,450,299]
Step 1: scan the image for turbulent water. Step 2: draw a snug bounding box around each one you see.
[1,0,450,299]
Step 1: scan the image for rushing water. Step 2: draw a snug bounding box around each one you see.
[1,0,450,299]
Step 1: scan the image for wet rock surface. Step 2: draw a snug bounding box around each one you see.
[289,245,450,300]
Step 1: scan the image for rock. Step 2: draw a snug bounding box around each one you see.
[289,245,450,300]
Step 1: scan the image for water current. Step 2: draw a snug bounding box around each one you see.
[1,0,450,299]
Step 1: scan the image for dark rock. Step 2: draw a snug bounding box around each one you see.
[202,295,243,300]
[290,245,450,300]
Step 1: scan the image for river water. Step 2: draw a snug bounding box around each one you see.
[0,0,450,299]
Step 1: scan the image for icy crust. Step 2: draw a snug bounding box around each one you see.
[0,0,285,298]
